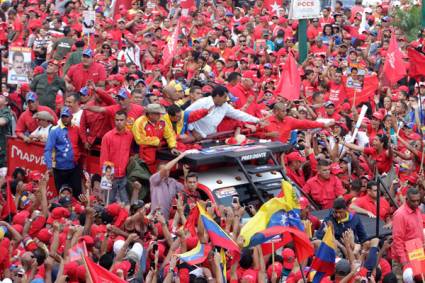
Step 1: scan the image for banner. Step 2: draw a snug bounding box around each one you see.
[289,0,321,19]
[82,10,96,35]
[6,137,100,198]
[7,47,31,85]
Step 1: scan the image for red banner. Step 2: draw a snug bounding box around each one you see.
[6,137,100,199]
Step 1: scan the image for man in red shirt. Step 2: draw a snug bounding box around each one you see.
[326,69,347,107]
[391,187,424,280]
[263,102,334,143]
[350,181,391,221]
[303,159,345,209]
[80,85,115,149]
[285,151,307,187]
[65,49,107,91]
[100,110,134,204]
[229,72,255,110]
[16,92,57,142]
[83,88,144,130]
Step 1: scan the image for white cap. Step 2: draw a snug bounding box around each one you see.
[113,239,125,254]
[128,242,143,260]
[1,279,13,283]
[403,267,414,283]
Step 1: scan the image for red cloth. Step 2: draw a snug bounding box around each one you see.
[229,83,252,109]
[303,175,345,209]
[100,128,133,178]
[407,47,425,79]
[265,116,325,143]
[66,62,107,91]
[85,256,126,283]
[275,53,301,101]
[363,147,392,174]
[352,194,391,220]
[383,34,407,85]
[15,106,58,136]
[391,203,424,264]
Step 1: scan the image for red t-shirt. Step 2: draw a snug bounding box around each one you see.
[326,82,346,106]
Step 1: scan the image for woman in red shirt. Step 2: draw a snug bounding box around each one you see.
[343,134,393,174]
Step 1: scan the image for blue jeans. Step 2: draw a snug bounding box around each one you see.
[109,177,129,204]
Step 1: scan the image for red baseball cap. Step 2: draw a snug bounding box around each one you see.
[286,151,306,163]
[282,248,295,269]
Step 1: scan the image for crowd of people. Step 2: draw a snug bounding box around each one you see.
[0,0,425,282]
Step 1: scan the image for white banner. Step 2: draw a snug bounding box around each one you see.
[289,0,321,19]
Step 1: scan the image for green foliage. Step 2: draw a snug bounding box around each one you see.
[392,5,421,42]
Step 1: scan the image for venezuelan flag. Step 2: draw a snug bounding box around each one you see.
[197,203,240,252]
[178,241,211,265]
[310,225,336,283]
[240,180,304,247]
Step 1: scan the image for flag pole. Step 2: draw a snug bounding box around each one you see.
[271,242,275,271]
[294,248,307,283]
[81,256,94,283]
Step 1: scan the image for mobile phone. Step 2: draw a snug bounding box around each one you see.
[232,196,239,204]
[206,201,211,208]
[153,242,158,252]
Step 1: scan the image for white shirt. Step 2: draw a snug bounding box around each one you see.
[185,96,259,138]
[72,109,83,127]
[30,124,53,142]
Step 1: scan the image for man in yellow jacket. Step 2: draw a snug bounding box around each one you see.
[132,104,178,173]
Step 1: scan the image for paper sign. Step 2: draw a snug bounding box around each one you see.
[289,0,321,19]
[7,47,31,85]
[82,10,96,35]
[406,238,425,261]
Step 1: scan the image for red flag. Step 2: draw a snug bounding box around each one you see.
[264,0,284,16]
[1,179,17,219]
[260,227,314,262]
[275,53,301,101]
[383,34,407,85]
[162,20,181,67]
[69,242,88,262]
[347,75,379,105]
[85,256,126,283]
[184,206,199,237]
[407,47,425,79]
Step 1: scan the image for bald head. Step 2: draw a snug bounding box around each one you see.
[273,102,287,119]
[163,86,179,101]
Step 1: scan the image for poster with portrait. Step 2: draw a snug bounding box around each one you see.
[7,47,32,85]
[100,161,114,191]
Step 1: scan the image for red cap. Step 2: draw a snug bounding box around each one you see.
[112,260,131,278]
[372,111,384,121]
[47,207,71,224]
[218,36,227,42]
[282,248,295,269]
[242,70,259,82]
[286,151,306,163]
[36,228,52,244]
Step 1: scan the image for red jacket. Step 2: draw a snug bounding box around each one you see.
[100,128,133,178]
[15,106,58,136]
